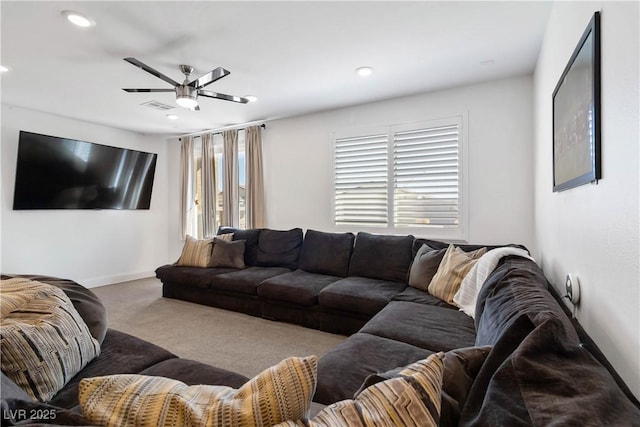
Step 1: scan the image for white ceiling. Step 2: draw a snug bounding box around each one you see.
[1,1,552,136]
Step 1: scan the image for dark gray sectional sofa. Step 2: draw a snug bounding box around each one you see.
[156,227,640,425]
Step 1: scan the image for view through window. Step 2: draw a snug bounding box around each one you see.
[189,132,246,239]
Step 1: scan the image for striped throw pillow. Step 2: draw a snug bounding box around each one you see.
[0,278,101,402]
[427,245,486,305]
[275,352,445,427]
[176,235,214,267]
[79,355,317,427]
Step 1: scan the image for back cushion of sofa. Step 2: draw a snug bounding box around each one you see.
[298,230,355,277]
[474,256,578,347]
[348,232,414,283]
[218,227,261,266]
[255,228,304,269]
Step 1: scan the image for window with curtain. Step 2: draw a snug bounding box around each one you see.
[215,133,246,229]
[332,116,467,240]
[182,126,263,239]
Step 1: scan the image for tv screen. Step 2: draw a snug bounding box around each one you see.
[13,131,158,210]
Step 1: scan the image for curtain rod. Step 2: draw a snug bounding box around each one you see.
[178,122,266,140]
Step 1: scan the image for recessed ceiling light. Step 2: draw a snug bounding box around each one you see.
[356,66,373,77]
[166,114,179,120]
[61,10,95,28]
[244,95,258,103]
[0,65,9,73]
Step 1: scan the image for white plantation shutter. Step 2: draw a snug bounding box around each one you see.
[333,116,466,240]
[392,118,461,229]
[334,133,388,226]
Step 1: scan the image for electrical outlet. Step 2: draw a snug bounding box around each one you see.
[565,274,580,305]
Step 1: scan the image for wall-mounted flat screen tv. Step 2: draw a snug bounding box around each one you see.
[13,131,157,210]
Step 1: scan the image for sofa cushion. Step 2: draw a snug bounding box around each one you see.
[408,244,446,291]
[279,353,444,427]
[219,227,262,266]
[258,270,341,306]
[460,315,640,426]
[0,278,101,402]
[232,229,261,266]
[255,228,304,269]
[209,238,246,269]
[348,232,414,283]
[210,267,292,296]
[318,276,406,316]
[49,328,176,409]
[139,358,249,389]
[155,265,238,289]
[474,256,576,347]
[315,333,433,404]
[428,245,486,305]
[176,235,214,267]
[2,274,108,345]
[392,286,457,309]
[298,229,355,277]
[79,356,318,427]
[360,301,476,352]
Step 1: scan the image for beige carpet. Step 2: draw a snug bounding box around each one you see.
[92,277,346,378]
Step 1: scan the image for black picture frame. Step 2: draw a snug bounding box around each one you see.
[552,11,601,192]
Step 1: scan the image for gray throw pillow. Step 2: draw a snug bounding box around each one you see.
[209,238,246,269]
[408,244,446,291]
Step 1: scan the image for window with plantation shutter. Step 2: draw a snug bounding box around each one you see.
[332,116,467,240]
[334,133,388,226]
[393,118,461,229]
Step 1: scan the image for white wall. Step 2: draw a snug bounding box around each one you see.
[1,105,170,287]
[533,2,639,398]
[262,76,535,247]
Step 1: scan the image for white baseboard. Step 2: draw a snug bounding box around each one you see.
[81,271,155,288]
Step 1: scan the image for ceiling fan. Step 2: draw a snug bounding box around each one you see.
[122,57,248,110]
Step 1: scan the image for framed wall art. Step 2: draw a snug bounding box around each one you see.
[552,11,601,192]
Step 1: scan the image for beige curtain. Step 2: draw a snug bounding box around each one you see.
[201,133,218,237]
[245,126,265,228]
[179,136,195,239]
[222,129,239,227]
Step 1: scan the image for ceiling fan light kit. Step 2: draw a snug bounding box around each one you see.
[176,86,198,108]
[122,58,249,111]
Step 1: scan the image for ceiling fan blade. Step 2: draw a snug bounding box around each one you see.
[190,105,201,112]
[124,57,179,87]
[189,67,230,89]
[198,89,249,104]
[122,88,175,93]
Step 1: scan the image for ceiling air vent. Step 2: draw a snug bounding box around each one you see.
[140,100,175,111]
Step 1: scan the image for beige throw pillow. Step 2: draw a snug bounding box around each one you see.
[216,232,234,242]
[0,278,101,402]
[79,356,318,427]
[275,353,445,427]
[176,235,213,267]
[427,245,487,305]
